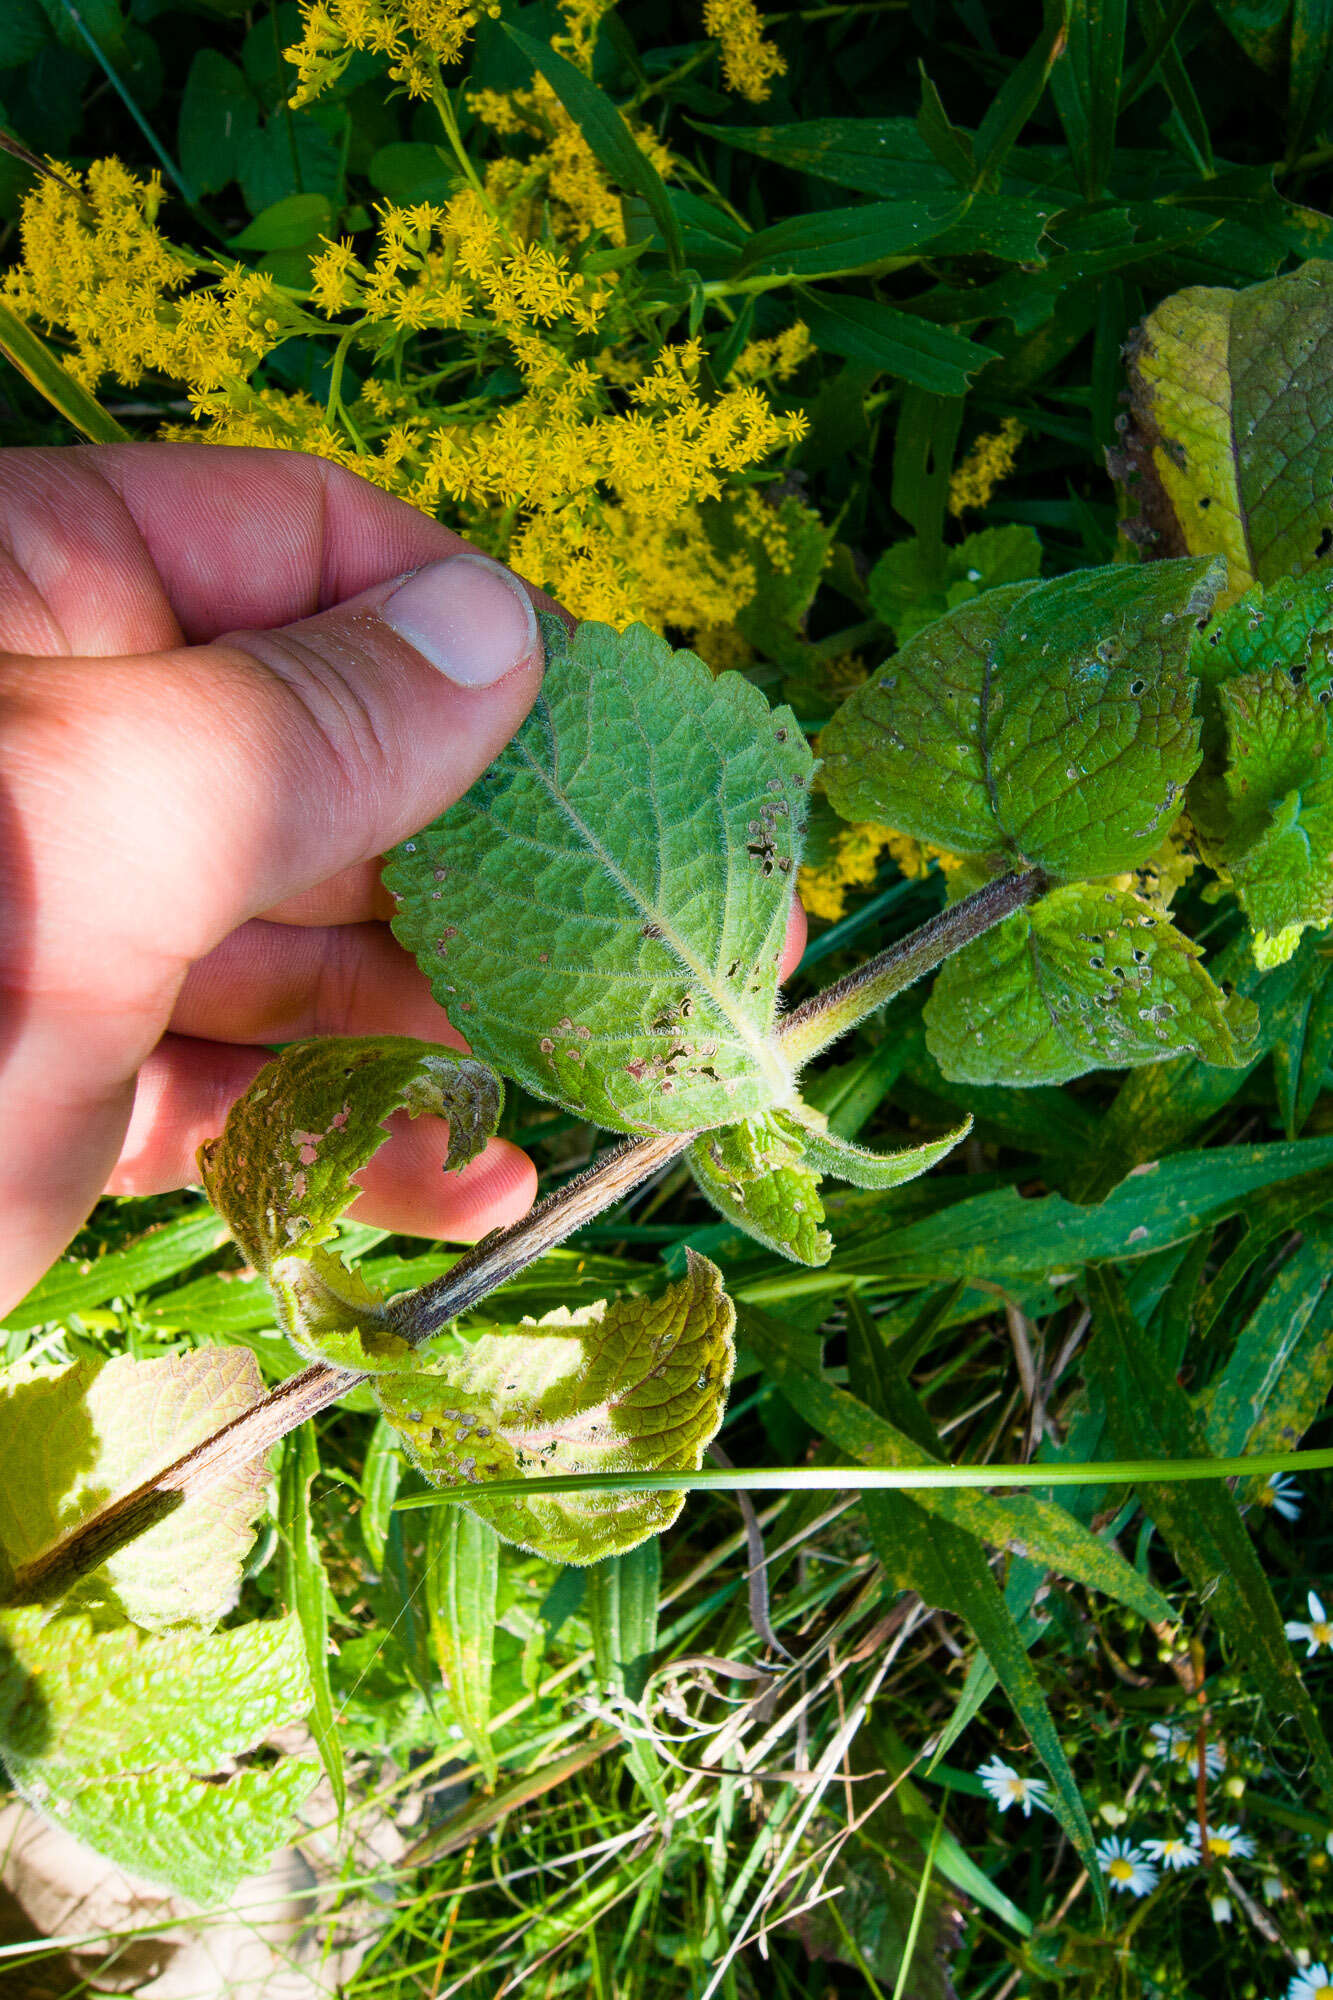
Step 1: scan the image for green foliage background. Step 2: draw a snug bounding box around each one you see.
[4,2,1333,1996]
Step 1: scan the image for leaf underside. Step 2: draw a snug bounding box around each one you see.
[385,615,813,1135]
[375,1251,736,1564]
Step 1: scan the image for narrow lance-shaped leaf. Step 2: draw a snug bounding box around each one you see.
[376,1252,735,1565]
[1116,260,1333,597]
[1082,1266,1333,1799]
[924,883,1258,1086]
[426,1506,500,1785]
[386,615,813,1135]
[198,1035,502,1369]
[278,1423,345,1818]
[821,558,1220,880]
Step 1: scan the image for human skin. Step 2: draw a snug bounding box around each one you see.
[0,444,804,1317]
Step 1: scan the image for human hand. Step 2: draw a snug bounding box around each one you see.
[0,443,806,1319]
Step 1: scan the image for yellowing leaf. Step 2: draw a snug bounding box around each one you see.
[198,1035,501,1369]
[376,1253,735,1564]
[1119,260,1333,598]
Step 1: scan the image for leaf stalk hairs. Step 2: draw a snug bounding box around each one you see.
[5,866,1040,1606]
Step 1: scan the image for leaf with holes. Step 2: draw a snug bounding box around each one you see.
[924,884,1258,1086]
[821,558,1219,880]
[375,1252,735,1564]
[1193,666,1333,966]
[1117,260,1333,597]
[686,1109,971,1266]
[384,615,813,1135]
[1190,570,1333,704]
[198,1036,501,1369]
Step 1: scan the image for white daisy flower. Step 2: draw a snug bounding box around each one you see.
[1210,1892,1233,1925]
[1286,1591,1333,1656]
[976,1755,1052,1817]
[1258,1472,1304,1521]
[1142,1833,1198,1871]
[1286,1965,1333,2000]
[1147,1721,1226,1778]
[1096,1836,1158,1897]
[1190,1821,1256,1862]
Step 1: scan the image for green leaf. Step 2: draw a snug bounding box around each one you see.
[0,1350,268,1631]
[797,1116,972,1190]
[2,1206,232,1332]
[385,616,812,1135]
[1050,0,1126,195]
[198,1036,501,1368]
[0,1603,316,1895]
[690,115,961,199]
[0,298,130,444]
[1083,1267,1333,1798]
[238,113,340,215]
[278,1424,345,1818]
[743,1306,1170,1625]
[1205,666,1333,964]
[586,1542,666,1808]
[802,292,999,396]
[821,557,1219,878]
[1117,259,1333,597]
[924,883,1259,1086]
[916,64,975,184]
[867,524,1043,644]
[426,1505,499,1784]
[501,22,683,275]
[737,197,968,279]
[368,139,460,203]
[227,189,333,249]
[863,1490,1102,1896]
[1190,570,1333,705]
[376,1252,735,1564]
[688,1113,832,1267]
[972,0,1069,185]
[178,49,259,196]
[1201,1210,1333,1459]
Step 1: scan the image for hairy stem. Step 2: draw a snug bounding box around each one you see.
[9,867,1040,1602]
[781,867,1045,1066]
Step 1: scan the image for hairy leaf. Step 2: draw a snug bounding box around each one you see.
[0,1605,316,1895]
[1199,666,1333,964]
[821,558,1219,879]
[375,1253,735,1564]
[1190,571,1333,702]
[199,1035,501,1368]
[0,1350,268,1631]
[688,1113,832,1266]
[278,1424,344,1817]
[924,884,1258,1085]
[386,616,812,1134]
[1117,259,1333,595]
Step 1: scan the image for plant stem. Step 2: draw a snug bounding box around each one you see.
[781,867,1045,1067]
[8,868,1042,1602]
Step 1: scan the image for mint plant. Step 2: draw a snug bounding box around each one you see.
[8,256,1333,1909]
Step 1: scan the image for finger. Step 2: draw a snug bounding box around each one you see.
[258,863,395,928]
[169,919,464,1049]
[0,443,567,656]
[106,1035,537,1241]
[780,899,807,982]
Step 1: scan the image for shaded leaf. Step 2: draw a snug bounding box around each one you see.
[1201,1210,1333,1460]
[867,524,1043,644]
[376,1253,735,1564]
[1083,1267,1333,1796]
[198,1035,501,1369]
[278,1423,344,1817]
[802,291,999,396]
[688,1113,832,1267]
[386,616,812,1135]
[2,1208,233,1333]
[924,883,1258,1085]
[821,558,1219,879]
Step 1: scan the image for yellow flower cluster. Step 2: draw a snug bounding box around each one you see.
[285,0,487,104]
[948,416,1025,516]
[732,321,814,385]
[4,163,810,647]
[800,823,961,921]
[703,0,786,101]
[2,161,303,393]
[470,77,673,243]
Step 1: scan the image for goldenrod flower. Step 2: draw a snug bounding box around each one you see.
[703,0,786,101]
[948,416,1025,516]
